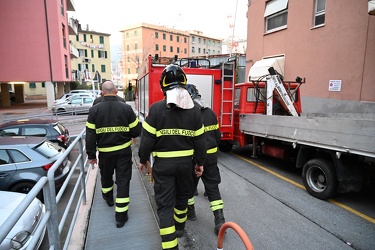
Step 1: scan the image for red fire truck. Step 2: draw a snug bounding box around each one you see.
[136,55,236,148]
[136,55,375,200]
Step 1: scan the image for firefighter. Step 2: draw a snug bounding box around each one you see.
[86,81,141,228]
[185,84,226,235]
[138,65,206,250]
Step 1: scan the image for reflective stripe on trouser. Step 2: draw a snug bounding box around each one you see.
[153,157,192,250]
[188,197,195,206]
[210,199,224,212]
[98,152,133,222]
[160,225,178,249]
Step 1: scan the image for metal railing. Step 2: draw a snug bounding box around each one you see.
[0,128,92,250]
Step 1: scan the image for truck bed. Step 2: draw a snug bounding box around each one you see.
[239,113,375,158]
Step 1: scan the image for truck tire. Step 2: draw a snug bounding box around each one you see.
[219,141,233,152]
[302,159,338,200]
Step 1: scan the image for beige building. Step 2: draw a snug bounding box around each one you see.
[120,23,223,87]
[246,0,375,113]
[69,26,112,92]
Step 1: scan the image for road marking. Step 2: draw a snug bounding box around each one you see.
[234,153,375,224]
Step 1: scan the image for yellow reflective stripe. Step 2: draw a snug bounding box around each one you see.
[86,122,95,129]
[174,214,187,223]
[174,207,188,215]
[143,121,156,135]
[96,126,129,134]
[129,118,139,128]
[152,149,194,158]
[102,186,113,193]
[98,140,132,152]
[188,197,195,205]
[207,147,218,154]
[194,125,205,136]
[156,128,195,137]
[162,238,178,249]
[160,225,175,236]
[210,200,224,211]
[116,197,130,203]
[205,124,219,132]
[115,205,129,213]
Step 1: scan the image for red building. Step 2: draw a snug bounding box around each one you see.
[0,0,77,108]
[246,0,375,113]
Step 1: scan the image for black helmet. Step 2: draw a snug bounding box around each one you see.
[160,64,187,92]
[186,84,201,99]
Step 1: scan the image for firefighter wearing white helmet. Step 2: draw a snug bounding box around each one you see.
[185,83,226,235]
[138,64,206,250]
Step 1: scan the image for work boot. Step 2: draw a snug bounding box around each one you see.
[102,192,114,207]
[187,205,197,221]
[213,209,225,235]
[116,213,128,228]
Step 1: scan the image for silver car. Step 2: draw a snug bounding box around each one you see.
[52,96,94,114]
[0,136,71,200]
[54,92,95,105]
[0,191,46,250]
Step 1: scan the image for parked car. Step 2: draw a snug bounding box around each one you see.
[54,92,95,105]
[0,91,16,103]
[0,136,71,199]
[0,191,46,250]
[52,96,94,114]
[0,118,70,148]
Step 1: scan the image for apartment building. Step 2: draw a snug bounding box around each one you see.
[120,23,222,87]
[69,26,112,92]
[0,0,77,108]
[246,0,375,113]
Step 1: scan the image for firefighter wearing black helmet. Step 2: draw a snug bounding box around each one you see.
[138,64,206,250]
[185,84,225,235]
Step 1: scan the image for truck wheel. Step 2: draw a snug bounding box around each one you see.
[302,159,338,199]
[219,141,233,152]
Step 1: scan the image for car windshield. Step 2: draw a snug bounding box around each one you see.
[34,140,62,158]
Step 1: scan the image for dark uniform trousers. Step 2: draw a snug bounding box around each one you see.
[153,157,192,250]
[99,152,132,222]
[190,153,223,211]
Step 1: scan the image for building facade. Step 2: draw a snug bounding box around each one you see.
[246,0,375,113]
[69,27,112,92]
[120,23,223,87]
[0,0,77,108]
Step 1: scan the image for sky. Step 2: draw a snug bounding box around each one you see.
[70,0,248,49]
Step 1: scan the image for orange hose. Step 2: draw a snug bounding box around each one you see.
[217,222,254,250]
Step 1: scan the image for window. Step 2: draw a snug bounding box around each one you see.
[83,34,87,42]
[177,36,180,42]
[155,44,159,51]
[163,33,166,40]
[135,43,138,50]
[177,47,180,53]
[170,35,173,41]
[99,36,104,44]
[198,48,201,53]
[60,0,64,16]
[64,55,68,78]
[192,47,195,53]
[314,0,326,26]
[92,64,95,72]
[198,38,201,43]
[29,82,36,88]
[91,50,94,58]
[126,44,129,50]
[134,30,137,36]
[127,68,131,74]
[155,32,159,38]
[184,37,187,43]
[98,51,106,58]
[101,65,106,72]
[264,0,288,32]
[184,48,187,54]
[170,46,173,52]
[126,32,129,38]
[62,24,66,48]
[76,34,79,41]
[24,127,47,137]
[163,45,166,52]
[9,149,30,163]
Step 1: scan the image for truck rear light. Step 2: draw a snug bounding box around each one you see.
[42,162,55,171]
[221,132,232,139]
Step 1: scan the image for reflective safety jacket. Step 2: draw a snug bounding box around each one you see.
[139,100,206,165]
[86,96,141,159]
[200,107,221,154]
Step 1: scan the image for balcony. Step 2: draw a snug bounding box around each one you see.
[68,18,78,35]
[70,42,79,58]
[67,0,76,11]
